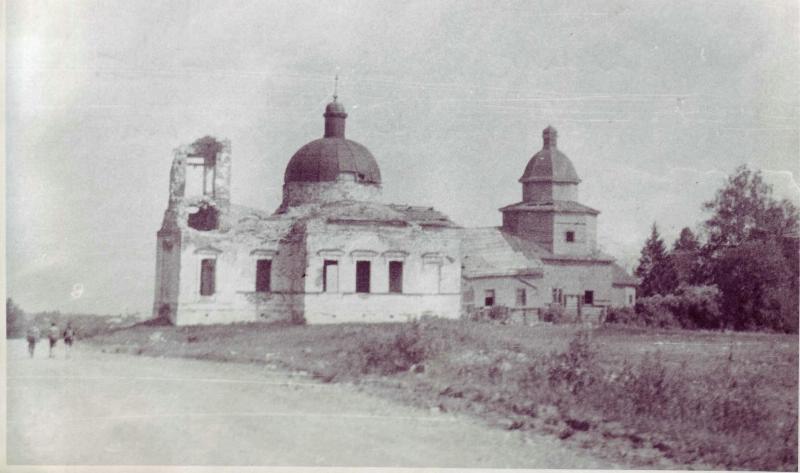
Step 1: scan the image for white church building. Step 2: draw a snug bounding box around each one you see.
[152,95,636,325]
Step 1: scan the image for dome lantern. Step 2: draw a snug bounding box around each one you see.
[323,99,347,138]
[543,125,557,149]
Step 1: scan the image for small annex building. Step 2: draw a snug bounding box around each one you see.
[460,126,637,321]
[153,96,636,325]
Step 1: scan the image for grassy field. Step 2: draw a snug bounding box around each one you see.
[87,319,798,470]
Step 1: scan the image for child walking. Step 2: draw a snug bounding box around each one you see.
[26,325,40,358]
[63,323,76,358]
[47,322,59,358]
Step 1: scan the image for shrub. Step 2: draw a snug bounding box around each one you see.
[355,321,439,375]
[634,295,680,328]
[546,331,600,395]
[663,284,722,329]
[615,353,677,417]
[631,285,721,329]
[604,306,639,326]
[540,305,577,324]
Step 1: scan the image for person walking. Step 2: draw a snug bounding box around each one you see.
[26,325,40,358]
[63,323,76,358]
[47,322,59,358]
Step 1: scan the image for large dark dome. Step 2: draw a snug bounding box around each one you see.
[284,138,381,184]
[283,99,381,184]
[519,126,580,184]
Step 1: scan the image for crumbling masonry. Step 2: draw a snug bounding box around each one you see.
[153,98,636,325]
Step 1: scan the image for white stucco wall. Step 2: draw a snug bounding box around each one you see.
[172,233,306,326]
[303,293,461,323]
[541,260,614,307]
[611,285,637,307]
[300,220,462,323]
[462,275,543,310]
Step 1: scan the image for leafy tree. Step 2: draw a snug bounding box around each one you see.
[702,165,799,332]
[635,223,678,296]
[712,238,794,331]
[6,298,25,338]
[703,165,798,251]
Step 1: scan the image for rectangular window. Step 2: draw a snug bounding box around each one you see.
[565,231,575,242]
[323,260,339,293]
[356,260,371,293]
[552,288,563,304]
[255,259,272,292]
[584,290,594,305]
[388,261,403,293]
[516,288,526,306]
[629,294,634,305]
[484,289,495,307]
[200,258,216,296]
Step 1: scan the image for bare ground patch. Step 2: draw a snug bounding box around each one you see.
[87,319,799,470]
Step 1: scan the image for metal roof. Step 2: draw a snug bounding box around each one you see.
[461,227,546,278]
[500,200,600,215]
[519,126,581,184]
[611,263,640,286]
[284,100,382,184]
[284,137,382,184]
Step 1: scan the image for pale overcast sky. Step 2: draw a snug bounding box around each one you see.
[7,0,799,315]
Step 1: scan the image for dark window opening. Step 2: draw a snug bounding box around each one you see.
[356,261,371,293]
[323,260,339,292]
[628,294,634,304]
[584,290,594,305]
[200,258,216,296]
[188,205,219,231]
[516,288,526,306]
[484,289,495,307]
[255,259,272,293]
[389,261,403,293]
[565,231,575,242]
[552,288,563,305]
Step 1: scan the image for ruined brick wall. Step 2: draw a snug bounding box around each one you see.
[170,216,306,325]
[152,230,182,323]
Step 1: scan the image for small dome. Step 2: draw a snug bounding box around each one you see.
[284,138,381,184]
[519,126,580,184]
[325,100,346,115]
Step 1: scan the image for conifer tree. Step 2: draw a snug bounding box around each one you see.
[635,223,678,296]
[671,227,704,285]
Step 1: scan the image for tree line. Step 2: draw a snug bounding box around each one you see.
[633,165,799,332]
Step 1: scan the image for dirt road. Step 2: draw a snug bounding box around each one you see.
[7,339,615,467]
